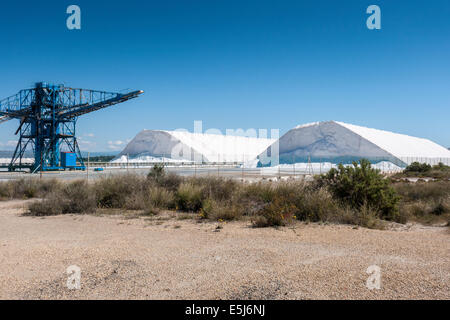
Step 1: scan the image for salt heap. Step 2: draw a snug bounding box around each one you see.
[113,130,276,163]
[258,121,450,168]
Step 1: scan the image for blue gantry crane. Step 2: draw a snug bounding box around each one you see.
[0,82,143,172]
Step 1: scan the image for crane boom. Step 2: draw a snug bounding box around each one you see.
[0,82,144,172]
[59,90,143,119]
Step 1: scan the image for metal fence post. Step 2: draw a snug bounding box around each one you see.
[87,152,90,181]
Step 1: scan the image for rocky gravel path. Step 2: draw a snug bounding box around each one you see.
[0,200,448,299]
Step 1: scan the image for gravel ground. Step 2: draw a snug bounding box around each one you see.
[0,200,448,300]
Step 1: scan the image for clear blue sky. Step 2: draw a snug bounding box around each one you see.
[0,0,449,152]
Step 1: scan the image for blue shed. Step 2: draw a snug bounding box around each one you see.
[61,152,77,168]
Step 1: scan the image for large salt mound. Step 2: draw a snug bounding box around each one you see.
[115,130,276,163]
[258,121,450,167]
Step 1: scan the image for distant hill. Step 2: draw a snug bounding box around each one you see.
[0,150,33,158]
[80,151,119,157]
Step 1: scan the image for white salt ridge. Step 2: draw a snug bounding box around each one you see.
[168,130,276,163]
[294,121,321,129]
[257,161,403,174]
[335,121,450,159]
[117,121,450,167]
[111,155,190,164]
[0,158,34,164]
[116,130,276,163]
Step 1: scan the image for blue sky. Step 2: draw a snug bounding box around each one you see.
[0,0,449,151]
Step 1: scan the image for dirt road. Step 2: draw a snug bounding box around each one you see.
[0,200,448,299]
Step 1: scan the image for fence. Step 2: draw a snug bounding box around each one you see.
[1,156,449,179]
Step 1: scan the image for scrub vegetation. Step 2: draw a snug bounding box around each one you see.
[1,161,448,229]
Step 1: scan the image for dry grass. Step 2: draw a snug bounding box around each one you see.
[0,178,60,200]
[392,162,450,180]
[6,173,388,229]
[393,180,450,225]
[7,166,449,229]
[26,180,96,216]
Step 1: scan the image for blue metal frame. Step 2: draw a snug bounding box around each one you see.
[0,82,143,172]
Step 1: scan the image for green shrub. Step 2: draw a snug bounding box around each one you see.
[248,182,302,227]
[405,162,432,173]
[432,162,450,171]
[318,159,400,221]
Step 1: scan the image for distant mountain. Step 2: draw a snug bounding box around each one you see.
[80,151,120,157]
[0,150,33,158]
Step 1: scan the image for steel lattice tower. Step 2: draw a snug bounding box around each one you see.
[0,82,143,172]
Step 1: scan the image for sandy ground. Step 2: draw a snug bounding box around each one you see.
[0,200,448,300]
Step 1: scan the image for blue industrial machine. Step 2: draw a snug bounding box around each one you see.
[0,82,143,172]
[60,152,77,168]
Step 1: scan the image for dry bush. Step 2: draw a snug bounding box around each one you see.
[331,203,383,229]
[148,169,183,192]
[27,180,96,216]
[0,178,61,200]
[394,181,450,224]
[175,182,205,212]
[394,181,450,202]
[148,186,175,209]
[16,168,441,229]
[27,199,62,216]
[191,176,238,201]
[123,192,148,210]
[393,162,450,180]
[252,198,296,227]
[399,198,450,224]
[94,174,146,208]
[201,198,243,221]
[295,188,338,222]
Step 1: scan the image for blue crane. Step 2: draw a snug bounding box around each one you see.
[0,82,143,172]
